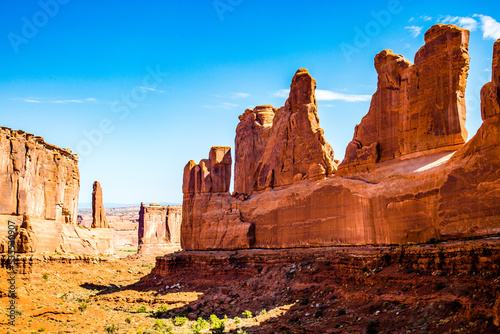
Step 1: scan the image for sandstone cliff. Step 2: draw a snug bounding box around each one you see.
[0,128,113,254]
[235,69,336,195]
[340,25,470,173]
[91,181,109,228]
[0,128,79,223]
[138,203,182,254]
[180,26,500,250]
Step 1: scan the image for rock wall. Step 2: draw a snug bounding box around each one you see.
[234,69,336,195]
[91,181,109,228]
[0,128,113,254]
[340,25,470,173]
[138,203,182,254]
[180,26,500,251]
[0,128,79,223]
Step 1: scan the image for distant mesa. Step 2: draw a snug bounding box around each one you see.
[138,202,182,254]
[181,24,500,251]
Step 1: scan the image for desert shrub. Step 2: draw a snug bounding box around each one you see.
[125,317,131,324]
[173,316,188,326]
[234,317,242,324]
[259,309,267,316]
[210,315,225,334]
[78,302,88,312]
[152,303,169,318]
[106,323,117,333]
[191,317,209,333]
[242,310,252,319]
[136,305,148,313]
[42,274,48,281]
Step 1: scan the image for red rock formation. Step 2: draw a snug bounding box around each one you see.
[0,128,114,254]
[0,128,79,223]
[234,69,336,194]
[92,181,109,228]
[180,27,500,251]
[138,203,182,254]
[340,25,470,173]
[181,147,254,250]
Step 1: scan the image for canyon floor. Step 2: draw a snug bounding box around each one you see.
[1,239,500,333]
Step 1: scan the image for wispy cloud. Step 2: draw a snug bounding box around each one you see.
[273,89,289,98]
[421,15,432,22]
[405,25,423,38]
[439,15,478,31]
[273,89,371,102]
[316,90,371,102]
[204,102,239,110]
[474,14,500,40]
[215,92,250,99]
[140,86,166,93]
[13,97,100,104]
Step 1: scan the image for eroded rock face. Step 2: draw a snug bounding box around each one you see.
[0,128,114,254]
[91,181,109,228]
[0,128,79,223]
[182,147,254,250]
[180,27,500,251]
[138,203,182,254]
[235,70,336,194]
[340,24,470,173]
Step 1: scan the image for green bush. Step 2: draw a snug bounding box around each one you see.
[42,274,48,282]
[136,305,148,313]
[242,310,252,319]
[125,317,131,324]
[234,317,242,324]
[209,315,225,334]
[259,309,267,316]
[106,323,117,333]
[191,317,209,333]
[173,316,188,326]
[78,302,88,312]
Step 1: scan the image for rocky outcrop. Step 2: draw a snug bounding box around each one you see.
[0,128,79,223]
[0,128,113,254]
[234,69,336,195]
[340,25,470,173]
[91,181,108,228]
[182,147,254,250]
[138,203,182,254]
[180,26,500,251]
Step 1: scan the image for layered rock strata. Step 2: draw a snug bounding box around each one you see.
[0,128,113,254]
[0,128,79,223]
[234,69,336,195]
[91,181,109,228]
[137,203,182,254]
[340,25,470,173]
[180,26,500,250]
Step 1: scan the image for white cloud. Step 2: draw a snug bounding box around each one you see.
[204,102,239,110]
[215,92,250,99]
[16,97,100,104]
[316,89,371,102]
[474,14,500,40]
[421,15,432,22]
[273,89,290,98]
[231,92,250,98]
[440,15,478,31]
[405,26,423,38]
[140,86,165,93]
[408,17,415,22]
[273,89,371,103]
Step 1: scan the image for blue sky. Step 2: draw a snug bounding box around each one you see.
[1,0,499,206]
